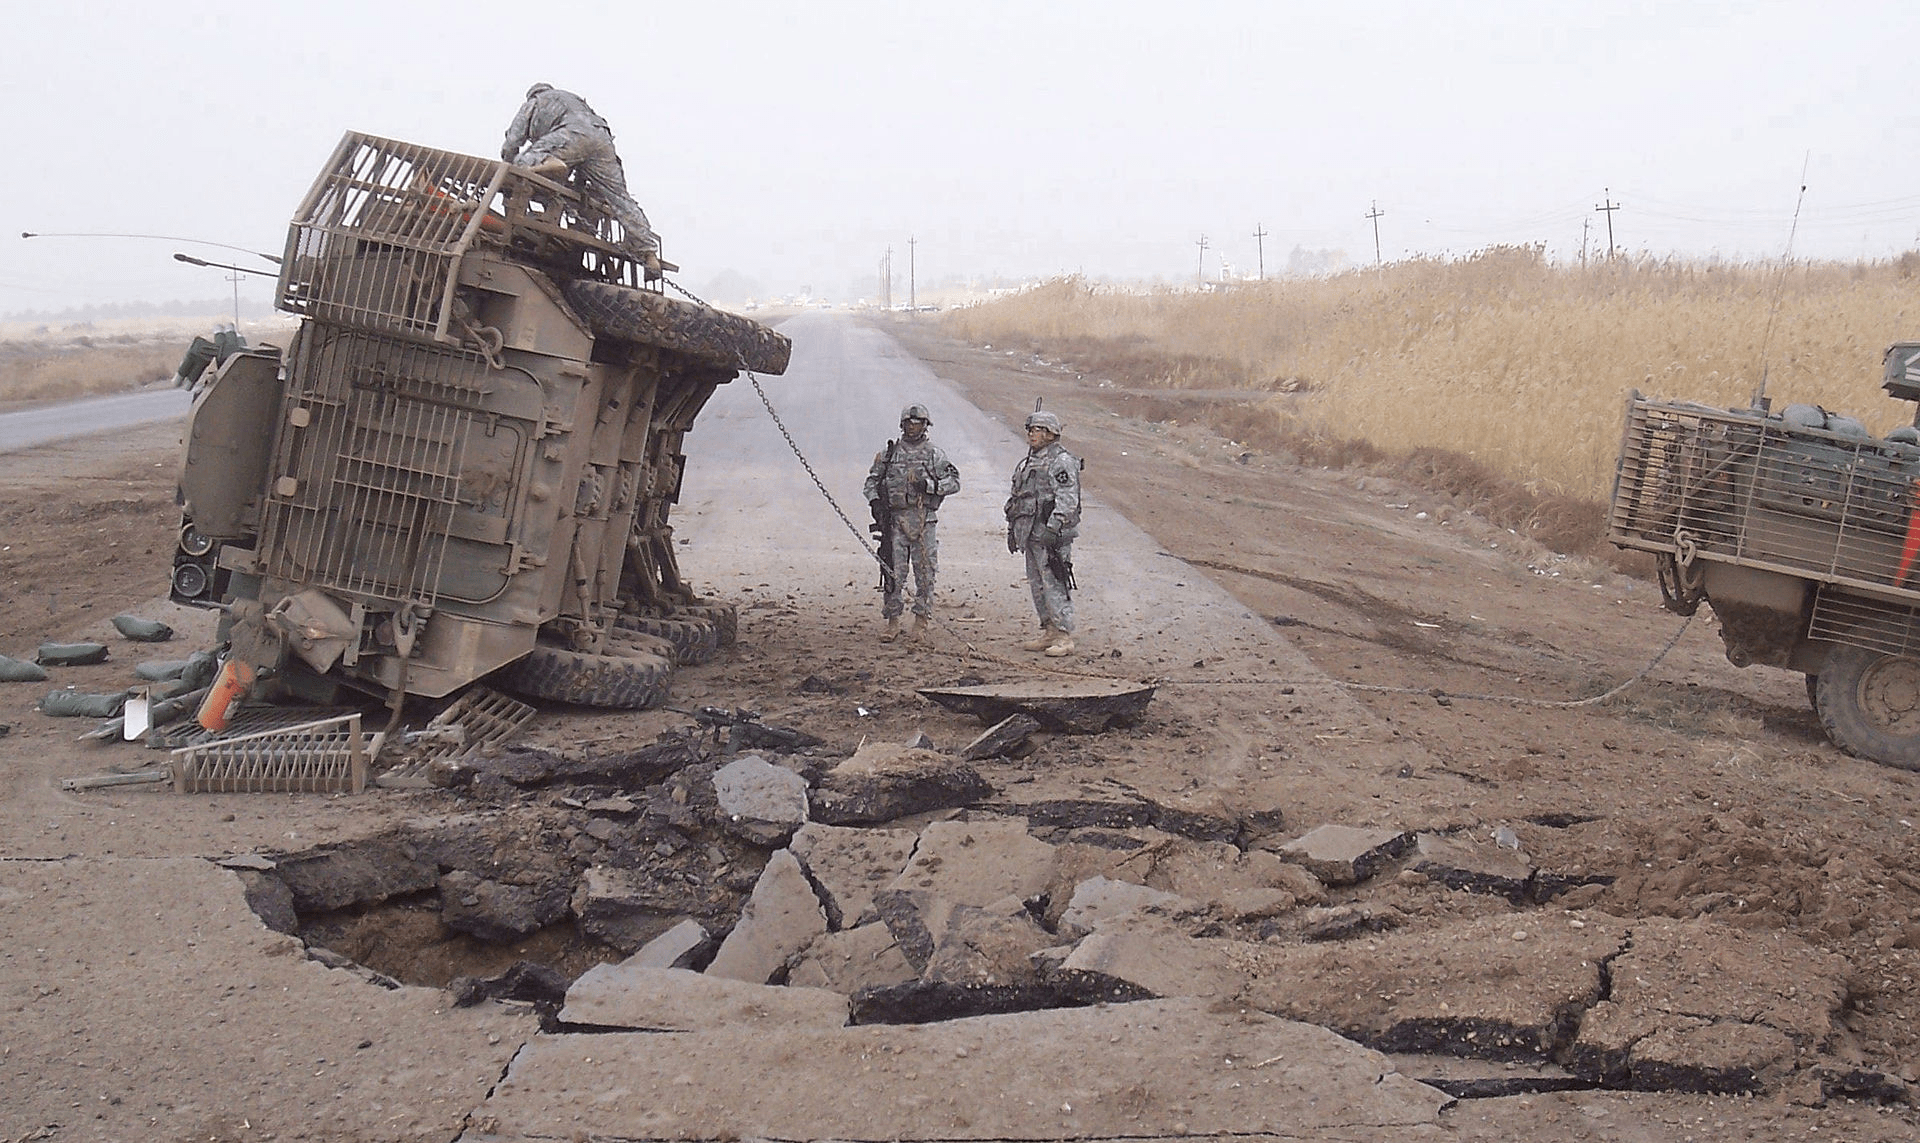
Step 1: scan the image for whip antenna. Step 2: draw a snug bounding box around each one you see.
[1753,153,1810,409]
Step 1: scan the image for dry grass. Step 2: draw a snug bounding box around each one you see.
[945,250,1920,505]
[0,316,298,404]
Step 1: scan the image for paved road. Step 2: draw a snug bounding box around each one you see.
[0,387,191,453]
[675,312,1351,683]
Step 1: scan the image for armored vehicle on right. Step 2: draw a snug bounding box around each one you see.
[1608,343,1920,769]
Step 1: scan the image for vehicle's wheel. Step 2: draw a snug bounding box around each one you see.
[616,613,720,665]
[672,598,738,646]
[496,639,673,710]
[561,279,792,374]
[1813,646,1920,771]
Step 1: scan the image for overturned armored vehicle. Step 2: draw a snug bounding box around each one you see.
[171,133,789,709]
[1608,343,1920,768]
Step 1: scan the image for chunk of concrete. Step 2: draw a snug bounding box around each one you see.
[438,870,569,943]
[787,923,918,993]
[885,817,1056,906]
[978,776,1152,830]
[809,743,992,824]
[571,866,706,954]
[627,918,713,970]
[872,888,960,972]
[712,754,810,846]
[1056,875,1193,939]
[560,964,847,1030]
[921,904,1053,987]
[476,998,1454,1139]
[1276,824,1413,886]
[788,822,919,928]
[1053,922,1251,1001]
[1566,917,1847,1092]
[1245,911,1627,1061]
[962,713,1042,761]
[1412,830,1536,901]
[273,841,438,913]
[705,849,828,984]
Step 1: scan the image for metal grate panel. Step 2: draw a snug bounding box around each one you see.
[278,131,653,345]
[259,326,487,605]
[1809,585,1920,658]
[173,714,369,794]
[1609,396,1920,600]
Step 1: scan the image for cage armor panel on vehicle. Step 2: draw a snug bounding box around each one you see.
[1607,340,1920,770]
[170,132,787,711]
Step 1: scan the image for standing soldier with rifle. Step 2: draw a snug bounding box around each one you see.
[1005,409,1082,656]
[865,404,962,643]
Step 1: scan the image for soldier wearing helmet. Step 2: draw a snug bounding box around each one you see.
[863,403,962,643]
[1005,408,1082,656]
[501,83,660,265]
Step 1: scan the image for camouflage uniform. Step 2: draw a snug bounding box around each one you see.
[864,411,961,622]
[502,84,658,255]
[1005,417,1081,638]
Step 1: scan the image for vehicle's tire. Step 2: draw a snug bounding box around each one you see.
[673,598,738,646]
[561,279,792,374]
[616,613,720,666]
[612,629,678,663]
[496,639,673,710]
[1812,645,1920,771]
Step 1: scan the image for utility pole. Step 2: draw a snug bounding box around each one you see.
[1581,217,1591,266]
[1596,189,1621,260]
[908,235,917,312]
[1366,201,1385,266]
[1196,234,1209,286]
[1252,223,1268,280]
[882,245,893,309]
[226,271,242,327]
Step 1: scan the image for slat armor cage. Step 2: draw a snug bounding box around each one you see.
[277,132,651,347]
[1608,393,1920,653]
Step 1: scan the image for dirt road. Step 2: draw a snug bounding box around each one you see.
[2,313,1918,1141]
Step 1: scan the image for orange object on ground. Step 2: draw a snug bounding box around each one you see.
[195,658,257,732]
[1898,479,1920,586]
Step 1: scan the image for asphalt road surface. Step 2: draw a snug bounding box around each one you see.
[675,312,1364,690]
[0,386,190,453]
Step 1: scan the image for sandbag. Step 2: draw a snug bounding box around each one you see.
[36,642,109,667]
[0,654,50,682]
[134,659,193,682]
[112,615,176,643]
[180,650,221,691]
[40,690,128,719]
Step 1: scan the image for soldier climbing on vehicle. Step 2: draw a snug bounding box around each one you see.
[502,83,660,267]
[1005,408,1082,657]
[864,403,961,644]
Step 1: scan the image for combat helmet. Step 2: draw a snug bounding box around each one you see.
[526,82,555,99]
[1024,410,1063,435]
[900,403,932,426]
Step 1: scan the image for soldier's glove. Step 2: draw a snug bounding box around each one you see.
[1033,523,1062,549]
[924,474,939,494]
[1006,527,1019,554]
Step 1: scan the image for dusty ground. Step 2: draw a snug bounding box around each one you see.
[3,317,1920,1140]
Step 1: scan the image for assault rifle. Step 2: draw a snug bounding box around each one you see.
[870,439,898,594]
[1037,497,1076,592]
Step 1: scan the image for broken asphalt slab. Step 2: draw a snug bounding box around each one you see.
[560,964,848,1030]
[466,997,1453,1141]
[0,857,532,1142]
[917,677,1157,733]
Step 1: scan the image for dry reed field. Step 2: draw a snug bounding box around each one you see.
[944,249,1920,511]
[0,315,296,405]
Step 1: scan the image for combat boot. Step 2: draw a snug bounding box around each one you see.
[1021,625,1055,652]
[879,616,902,644]
[907,614,930,642]
[1043,630,1077,657]
[526,157,571,178]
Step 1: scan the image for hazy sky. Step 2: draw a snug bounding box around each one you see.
[5,0,1917,311]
